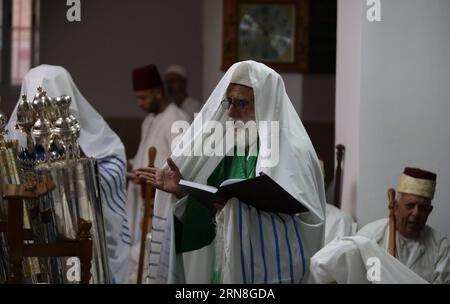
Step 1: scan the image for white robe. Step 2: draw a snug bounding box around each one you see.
[309,236,428,284]
[127,103,189,281]
[357,218,450,283]
[324,204,356,245]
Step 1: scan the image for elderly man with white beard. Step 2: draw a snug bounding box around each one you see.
[136,61,326,284]
[357,167,450,283]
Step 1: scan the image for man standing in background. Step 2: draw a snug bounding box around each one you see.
[127,64,189,282]
[164,64,202,120]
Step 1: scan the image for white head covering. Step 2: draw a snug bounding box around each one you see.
[150,60,326,283]
[6,64,125,160]
[164,64,187,79]
[229,61,253,88]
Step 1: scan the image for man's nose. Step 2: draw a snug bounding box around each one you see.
[138,100,146,109]
[227,103,239,118]
[411,205,420,217]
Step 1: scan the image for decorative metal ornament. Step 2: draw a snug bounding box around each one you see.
[15,94,37,155]
[31,87,53,162]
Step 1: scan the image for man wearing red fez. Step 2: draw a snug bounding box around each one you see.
[127,64,189,282]
[358,167,450,283]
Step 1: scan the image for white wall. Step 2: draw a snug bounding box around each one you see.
[359,0,450,238]
[336,0,450,238]
[335,0,362,218]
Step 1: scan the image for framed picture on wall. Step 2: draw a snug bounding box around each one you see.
[222,0,310,73]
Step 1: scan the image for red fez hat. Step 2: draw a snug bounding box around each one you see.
[132,64,163,91]
[403,167,437,181]
[397,167,437,200]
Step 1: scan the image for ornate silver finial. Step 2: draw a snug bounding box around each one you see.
[54,95,80,159]
[16,94,37,154]
[43,91,59,126]
[31,87,53,162]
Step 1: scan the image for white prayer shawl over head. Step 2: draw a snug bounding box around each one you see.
[148,60,326,284]
[6,65,131,283]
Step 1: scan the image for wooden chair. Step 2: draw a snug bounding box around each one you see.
[0,180,93,284]
[333,144,345,209]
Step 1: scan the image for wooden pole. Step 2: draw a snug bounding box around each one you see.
[387,188,396,257]
[136,147,157,284]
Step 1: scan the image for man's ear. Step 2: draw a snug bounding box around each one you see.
[428,205,434,215]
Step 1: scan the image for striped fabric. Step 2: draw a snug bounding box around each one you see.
[147,198,308,284]
[217,199,306,284]
[146,211,174,283]
[97,155,132,283]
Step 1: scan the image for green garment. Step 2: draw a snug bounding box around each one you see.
[175,149,258,255]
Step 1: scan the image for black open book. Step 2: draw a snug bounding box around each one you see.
[178,173,308,214]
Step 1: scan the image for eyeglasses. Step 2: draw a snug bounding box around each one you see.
[221,97,253,110]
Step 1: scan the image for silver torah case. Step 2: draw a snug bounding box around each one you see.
[16,88,112,284]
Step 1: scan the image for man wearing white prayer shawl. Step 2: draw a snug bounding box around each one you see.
[137,61,326,284]
[309,236,428,284]
[357,167,450,284]
[6,65,131,283]
[128,64,189,282]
